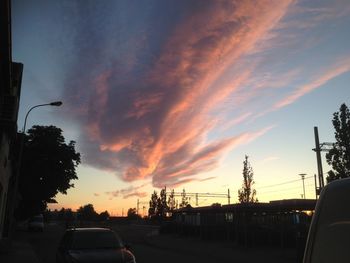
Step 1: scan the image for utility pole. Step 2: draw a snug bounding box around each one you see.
[136,199,148,216]
[313,127,324,192]
[314,174,318,199]
[313,126,333,197]
[228,189,231,204]
[299,173,306,199]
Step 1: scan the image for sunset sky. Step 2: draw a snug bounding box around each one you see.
[12,0,350,215]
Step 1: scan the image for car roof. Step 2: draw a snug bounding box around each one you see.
[67,227,113,233]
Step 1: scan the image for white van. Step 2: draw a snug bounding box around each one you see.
[303,177,350,263]
[28,214,44,232]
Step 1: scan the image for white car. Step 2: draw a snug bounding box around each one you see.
[303,177,350,263]
[28,214,44,232]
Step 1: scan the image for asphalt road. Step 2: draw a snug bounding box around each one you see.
[16,223,297,263]
[16,223,65,263]
[17,223,201,263]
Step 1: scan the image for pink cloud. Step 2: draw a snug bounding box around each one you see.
[151,126,273,188]
[274,58,350,109]
[64,1,293,188]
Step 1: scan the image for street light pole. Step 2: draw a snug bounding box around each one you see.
[299,173,307,199]
[7,101,62,235]
[22,101,62,132]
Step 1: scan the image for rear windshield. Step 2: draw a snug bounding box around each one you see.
[29,216,43,223]
[71,230,123,249]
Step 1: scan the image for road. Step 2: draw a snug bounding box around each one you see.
[15,223,297,263]
[16,223,201,263]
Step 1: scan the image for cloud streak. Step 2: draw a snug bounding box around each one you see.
[62,0,294,187]
[273,58,350,110]
[105,183,149,199]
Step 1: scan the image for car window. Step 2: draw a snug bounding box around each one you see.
[71,231,123,249]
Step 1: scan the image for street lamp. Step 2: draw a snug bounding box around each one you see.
[8,101,62,234]
[299,173,307,199]
[22,101,62,133]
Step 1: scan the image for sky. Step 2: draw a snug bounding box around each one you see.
[12,0,350,215]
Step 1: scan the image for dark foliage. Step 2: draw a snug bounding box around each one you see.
[77,204,98,221]
[148,187,169,219]
[326,103,350,183]
[179,188,188,208]
[238,155,257,203]
[127,208,140,219]
[16,125,80,219]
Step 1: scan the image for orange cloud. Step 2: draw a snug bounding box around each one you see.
[151,127,273,188]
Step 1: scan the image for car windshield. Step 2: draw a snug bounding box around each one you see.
[71,231,123,249]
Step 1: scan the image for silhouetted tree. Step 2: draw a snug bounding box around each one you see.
[127,208,140,219]
[16,125,80,219]
[77,204,98,221]
[238,155,257,203]
[180,189,188,208]
[157,187,168,218]
[98,210,110,221]
[148,191,158,217]
[148,187,169,219]
[326,103,350,183]
[167,189,176,213]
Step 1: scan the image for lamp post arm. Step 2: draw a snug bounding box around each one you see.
[22,103,52,133]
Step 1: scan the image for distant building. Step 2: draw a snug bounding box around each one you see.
[169,199,317,248]
[0,0,23,246]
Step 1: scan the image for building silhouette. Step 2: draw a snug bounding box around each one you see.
[0,0,23,249]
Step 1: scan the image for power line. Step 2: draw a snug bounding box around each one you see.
[258,183,314,195]
[256,176,313,189]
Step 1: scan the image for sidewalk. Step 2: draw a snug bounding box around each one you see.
[144,233,298,263]
[0,236,39,263]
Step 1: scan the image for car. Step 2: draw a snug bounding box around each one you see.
[56,227,136,263]
[303,177,350,263]
[28,214,44,232]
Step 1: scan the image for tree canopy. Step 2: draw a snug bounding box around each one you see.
[148,187,169,219]
[326,103,350,183]
[238,155,257,203]
[77,204,98,221]
[16,125,81,219]
[127,208,140,220]
[179,188,188,208]
[167,189,176,212]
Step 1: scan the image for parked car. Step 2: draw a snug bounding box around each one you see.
[28,214,44,232]
[56,227,136,263]
[303,177,350,263]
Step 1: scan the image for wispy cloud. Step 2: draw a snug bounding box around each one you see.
[151,126,273,187]
[105,183,149,199]
[62,0,293,187]
[260,156,280,164]
[274,58,350,109]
